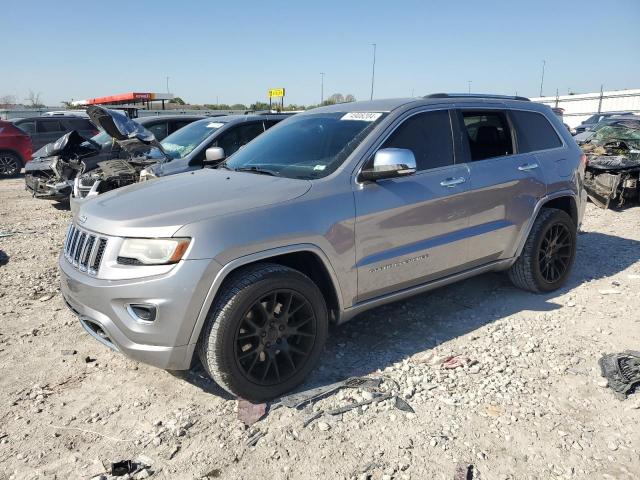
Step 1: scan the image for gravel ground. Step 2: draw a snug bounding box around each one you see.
[1,177,639,480]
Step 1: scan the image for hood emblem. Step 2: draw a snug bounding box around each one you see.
[78,215,87,224]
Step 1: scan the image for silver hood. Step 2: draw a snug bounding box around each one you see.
[77,168,312,237]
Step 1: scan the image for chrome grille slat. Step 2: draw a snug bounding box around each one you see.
[63,222,108,276]
[73,232,86,265]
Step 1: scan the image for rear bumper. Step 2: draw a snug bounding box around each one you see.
[59,252,221,370]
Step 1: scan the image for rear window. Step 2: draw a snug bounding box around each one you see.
[511,110,562,152]
[462,111,514,161]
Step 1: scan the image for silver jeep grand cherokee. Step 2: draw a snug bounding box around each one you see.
[60,94,587,401]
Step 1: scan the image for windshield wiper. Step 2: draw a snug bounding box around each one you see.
[216,160,232,170]
[234,166,278,176]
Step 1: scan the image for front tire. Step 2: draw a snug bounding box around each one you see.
[0,152,22,177]
[197,263,328,401]
[508,208,576,293]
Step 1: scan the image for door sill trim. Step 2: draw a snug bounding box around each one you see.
[338,258,514,323]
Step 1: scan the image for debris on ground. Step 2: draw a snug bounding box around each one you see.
[599,350,640,399]
[276,376,383,409]
[109,457,153,477]
[245,430,265,447]
[237,399,267,426]
[453,463,478,480]
[0,250,8,266]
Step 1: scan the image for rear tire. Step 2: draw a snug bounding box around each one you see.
[197,263,328,401]
[508,208,576,293]
[0,152,22,177]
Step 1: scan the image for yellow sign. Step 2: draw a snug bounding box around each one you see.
[268,88,285,98]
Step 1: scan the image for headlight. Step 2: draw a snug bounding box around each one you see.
[117,238,190,265]
[139,168,156,182]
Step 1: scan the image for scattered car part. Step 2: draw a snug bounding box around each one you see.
[0,250,8,266]
[245,430,265,447]
[599,350,640,399]
[109,458,151,477]
[237,399,268,425]
[277,377,384,409]
[453,463,478,480]
[326,392,393,416]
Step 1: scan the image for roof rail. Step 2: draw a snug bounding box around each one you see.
[425,93,531,102]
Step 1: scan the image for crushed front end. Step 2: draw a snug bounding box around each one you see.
[580,120,640,209]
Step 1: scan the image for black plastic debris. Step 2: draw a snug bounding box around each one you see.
[599,350,640,399]
[453,463,478,480]
[110,459,151,476]
[393,396,415,413]
[0,250,8,266]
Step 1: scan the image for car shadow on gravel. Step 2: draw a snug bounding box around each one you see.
[177,231,639,400]
[297,231,640,395]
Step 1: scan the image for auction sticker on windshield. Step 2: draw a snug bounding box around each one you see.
[207,122,224,128]
[340,112,382,122]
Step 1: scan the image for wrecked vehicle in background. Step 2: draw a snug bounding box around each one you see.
[70,108,286,214]
[579,117,640,209]
[24,113,203,201]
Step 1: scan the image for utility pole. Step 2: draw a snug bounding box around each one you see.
[165,76,170,94]
[468,80,472,94]
[370,43,376,100]
[320,72,325,105]
[539,60,546,97]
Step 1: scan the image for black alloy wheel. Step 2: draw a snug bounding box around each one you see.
[537,222,573,284]
[0,153,21,177]
[234,289,317,385]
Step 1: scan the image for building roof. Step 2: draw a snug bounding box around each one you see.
[72,92,174,107]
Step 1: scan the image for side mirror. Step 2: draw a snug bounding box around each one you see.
[359,148,417,182]
[204,147,225,164]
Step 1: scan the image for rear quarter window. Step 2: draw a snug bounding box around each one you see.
[511,110,563,152]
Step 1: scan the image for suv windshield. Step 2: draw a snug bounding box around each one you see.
[225,112,387,179]
[159,119,225,159]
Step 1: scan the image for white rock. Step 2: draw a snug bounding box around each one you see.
[317,422,331,432]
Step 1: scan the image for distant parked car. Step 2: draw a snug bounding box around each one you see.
[70,107,287,213]
[575,112,634,135]
[42,110,90,118]
[25,114,204,200]
[0,120,33,177]
[12,116,99,151]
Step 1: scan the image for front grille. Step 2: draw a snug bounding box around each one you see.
[63,223,108,275]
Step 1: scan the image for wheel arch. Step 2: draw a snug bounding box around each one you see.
[187,244,344,346]
[514,191,579,258]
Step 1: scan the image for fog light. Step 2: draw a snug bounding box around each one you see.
[127,304,157,322]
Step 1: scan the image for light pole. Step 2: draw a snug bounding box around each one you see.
[468,80,472,94]
[539,60,546,97]
[370,43,376,100]
[165,76,170,94]
[320,72,325,105]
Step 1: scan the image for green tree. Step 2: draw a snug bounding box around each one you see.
[169,97,186,105]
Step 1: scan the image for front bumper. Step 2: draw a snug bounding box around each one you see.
[59,252,220,370]
[24,173,72,200]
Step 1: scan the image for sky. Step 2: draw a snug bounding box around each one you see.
[3,0,639,107]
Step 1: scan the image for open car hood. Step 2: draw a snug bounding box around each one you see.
[86,105,164,156]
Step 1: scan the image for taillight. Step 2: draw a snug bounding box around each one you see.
[580,153,587,167]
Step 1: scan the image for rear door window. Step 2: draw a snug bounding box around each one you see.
[461,111,513,161]
[510,110,563,152]
[37,120,65,133]
[16,121,36,134]
[67,118,95,131]
[146,122,169,141]
[380,110,454,171]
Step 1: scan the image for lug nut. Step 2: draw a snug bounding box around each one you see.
[279,325,285,331]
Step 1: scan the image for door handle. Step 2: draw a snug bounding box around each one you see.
[440,177,466,187]
[518,163,539,171]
